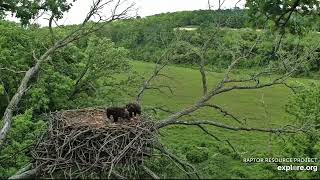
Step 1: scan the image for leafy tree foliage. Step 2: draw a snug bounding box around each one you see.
[0,85,3,95]
[277,83,320,179]
[0,4,319,178]
[91,10,320,73]
[0,109,46,178]
[0,20,134,115]
[246,0,320,33]
[287,83,320,127]
[0,0,75,25]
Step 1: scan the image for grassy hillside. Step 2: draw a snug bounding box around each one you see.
[128,61,317,178]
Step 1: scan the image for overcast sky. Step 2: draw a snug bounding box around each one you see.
[6,0,246,26]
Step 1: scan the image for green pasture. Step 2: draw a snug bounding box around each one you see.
[127,61,317,178]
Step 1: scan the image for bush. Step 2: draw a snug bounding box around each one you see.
[273,83,320,179]
[185,147,209,164]
[286,83,320,127]
[0,109,46,178]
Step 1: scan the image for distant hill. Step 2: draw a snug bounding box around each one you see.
[138,9,248,29]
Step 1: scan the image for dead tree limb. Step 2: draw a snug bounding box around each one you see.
[203,103,243,124]
[142,165,160,179]
[156,119,301,133]
[154,142,200,179]
[136,50,170,103]
[0,67,26,74]
[155,35,296,130]
[199,54,208,95]
[8,165,38,179]
[155,39,320,134]
[0,0,134,148]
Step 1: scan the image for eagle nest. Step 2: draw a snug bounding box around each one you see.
[31,108,157,179]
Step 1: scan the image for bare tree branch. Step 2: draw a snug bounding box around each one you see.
[144,105,175,115]
[154,142,200,179]
[196,124,221,141]
[48,13,56,45]
[142,165,160,179]
[8,164,38,179]
[218,0,227,10]
[199,55,208,95]
[156,119,303,133]
[203,104,243,124]
[0,0,135,148]
[136,50,170,103]
[0,67,26,74]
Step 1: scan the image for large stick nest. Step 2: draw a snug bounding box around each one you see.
[31,108,157,179]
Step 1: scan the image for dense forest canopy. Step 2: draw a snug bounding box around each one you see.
[0,0,320,179]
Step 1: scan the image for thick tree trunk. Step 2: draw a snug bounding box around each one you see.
[0,47,55,147]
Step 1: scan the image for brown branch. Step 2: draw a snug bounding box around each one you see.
[275,0,301,28]
[194,125,241,157]
[144,105,175,115]
[218,0,227,10]
[68,55,92,100]
[136,50,170,103]
[156,119,301,133]
[48,14,56,45]
[199,55,208,95]
[0,67,26,74]
[142,165,160,179]
[146,85,174,95]
[203,104,243,124]
[154,142,200,179]
[196,124,221,141]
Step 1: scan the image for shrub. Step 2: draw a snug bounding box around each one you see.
[185,147,209,164]
[0,109,46,178]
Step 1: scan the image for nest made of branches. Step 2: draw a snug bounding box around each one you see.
[31,108,157,179]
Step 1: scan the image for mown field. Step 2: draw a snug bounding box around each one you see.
[125,61,317,179]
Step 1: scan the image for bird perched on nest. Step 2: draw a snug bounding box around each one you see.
[125,102,141,118]
[106,107,130,122]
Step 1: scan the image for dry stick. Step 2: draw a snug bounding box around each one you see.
[0,67,26,74]
[155,142,200,179]
[196,124,221,141]
[8,165,39,180]
[142,165,160,179]
[136,50,170,103]
[199,54,208,95]
[108,132,143,178]
[158,119,301,133]
[0,0,134,148]
[203,103,243,124]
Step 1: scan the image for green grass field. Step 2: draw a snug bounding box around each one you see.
[125,61,316,178]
